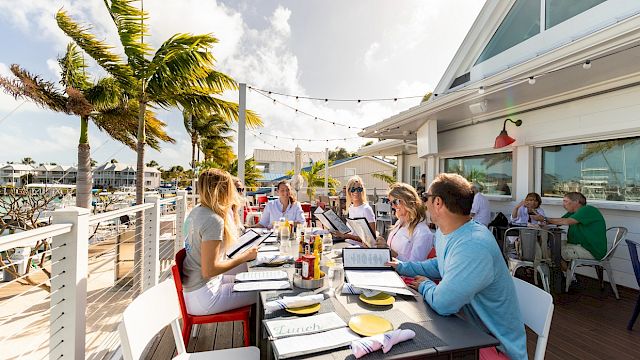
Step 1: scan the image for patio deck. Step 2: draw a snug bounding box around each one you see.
[143,275,640,360]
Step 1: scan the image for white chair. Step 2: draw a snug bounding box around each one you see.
[374,200,393,236]
[513,277,554,360]
[119,279,259,360]
[504,227,555,293]
[565,226,628,299]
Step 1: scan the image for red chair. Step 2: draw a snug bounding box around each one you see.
[257,195,268,210]
[171,249,252,347]
[301,203,312,226]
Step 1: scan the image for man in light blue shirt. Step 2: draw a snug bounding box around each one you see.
[388,173,527,360]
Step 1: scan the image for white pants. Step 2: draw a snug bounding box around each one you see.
[561,243,595,261]
[183,263,256,316]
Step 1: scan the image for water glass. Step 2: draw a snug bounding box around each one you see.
[322,234,333,255]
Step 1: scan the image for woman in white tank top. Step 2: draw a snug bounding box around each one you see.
[332,175,376,244]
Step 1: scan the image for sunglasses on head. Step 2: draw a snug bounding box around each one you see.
[236,187,245,192]
[349,187,363,193]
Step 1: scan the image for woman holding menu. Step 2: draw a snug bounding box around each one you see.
[255,180,305,229]
[332,175,376,243]
[376,183,433,261]
[181,169,258,316]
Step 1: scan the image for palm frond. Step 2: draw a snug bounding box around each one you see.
[56,9,136,89]
[203,70,238,93]
[107,0,151,74]
[0,65,68,113]
[85,77,126,111]
[58,43,92,91]
[178,95,263,127]
[146,33,219,94]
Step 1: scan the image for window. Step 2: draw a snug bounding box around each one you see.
[409,166,421,189]
[546,0,606,29]
[345,168,356,177]
[444,153,513,196]
[475,0,540,65]
[541,137,640,202]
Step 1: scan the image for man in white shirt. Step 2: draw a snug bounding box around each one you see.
[470,183,491,226]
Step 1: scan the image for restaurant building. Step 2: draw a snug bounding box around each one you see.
[359,0,640,289]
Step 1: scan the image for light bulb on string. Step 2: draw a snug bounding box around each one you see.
[583,60,592,70]
[528,76,536,85]
[478,86,485,95]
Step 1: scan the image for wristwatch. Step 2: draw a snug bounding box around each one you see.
[543,216,549,223]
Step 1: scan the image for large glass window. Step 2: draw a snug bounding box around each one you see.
[546,0,606,29]
[541,137,640,202]
[475,0,540,65]
[444,153,513,196]
[409,166,421,189]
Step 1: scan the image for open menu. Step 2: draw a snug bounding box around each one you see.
[315,209,351,234]
[227,229,270,259]
[342,248,413,296]
[272,327,360,359]
[346,217,376,247]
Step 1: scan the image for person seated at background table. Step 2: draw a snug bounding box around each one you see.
[375,183,434,262]
[254,180,305,229]
[331,175,376,243]
[530,191,607,266]
[181,169,258,316]
[510,192,546,225]
[471,183,491,227]
[387,173,527,360]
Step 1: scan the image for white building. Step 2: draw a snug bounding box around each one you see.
[33,165,77,185]
[0,164,35,186]
[359,0,640,289]
[253,149,325,175]
[92,163,161,190]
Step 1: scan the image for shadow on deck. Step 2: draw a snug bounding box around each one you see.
[144,276,640,360]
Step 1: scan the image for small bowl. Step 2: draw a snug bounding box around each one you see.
[293,273,325,289]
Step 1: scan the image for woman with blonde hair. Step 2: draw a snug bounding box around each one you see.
[255,180,305,229]
[332,175,376,242]
[181,169,258,316]
[376,183,434,262]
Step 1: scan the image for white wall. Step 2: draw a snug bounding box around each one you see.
[420,85,640,290]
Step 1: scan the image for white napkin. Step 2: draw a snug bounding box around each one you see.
[351,329,416,358]
[342,283,394,298]
[264,294,325,312]
[255,253,294,266]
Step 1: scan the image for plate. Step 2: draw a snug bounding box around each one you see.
[348,314,393,337]
[359,293,395,306]
[285,303,321,315]
[263,260,288,267]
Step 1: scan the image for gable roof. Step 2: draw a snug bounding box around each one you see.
[253,148,325,163]
[300,156,395,172]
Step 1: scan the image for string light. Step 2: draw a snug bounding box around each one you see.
[255,130,360,142]
[583,60,592,70]
[251,88,363,130]
[478,86,485,95]
[248,86,424,103]
[528,76,536,85]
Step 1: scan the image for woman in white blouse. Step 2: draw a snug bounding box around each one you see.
[332,175,376,243]
[255,180,305,229]
[376,183,434,262]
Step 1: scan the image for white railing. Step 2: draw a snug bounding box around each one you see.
[0,190,188,359]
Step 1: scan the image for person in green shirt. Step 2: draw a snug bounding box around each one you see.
[531,192,607,269]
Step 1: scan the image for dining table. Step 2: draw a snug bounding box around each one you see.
[245,241,499,360]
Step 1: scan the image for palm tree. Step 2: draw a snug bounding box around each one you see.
[300,161,339,200]
[21,157,35,165]
[145,160,159,167]
[421,92,433,103]
[228,157,262,190]
[184,110,235,169]
[56,2,262,207]
[0,45,173,208]
[372,168,397,185]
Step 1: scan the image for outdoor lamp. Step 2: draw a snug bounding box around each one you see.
[494,118,522,148]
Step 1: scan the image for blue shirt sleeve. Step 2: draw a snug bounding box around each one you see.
[293,202,306,224]
[396,258,440,279]
[418,244,494,315]
[259,202,272,227]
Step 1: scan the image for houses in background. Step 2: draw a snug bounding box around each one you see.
[0,162,161,189]
[253,148,326,187]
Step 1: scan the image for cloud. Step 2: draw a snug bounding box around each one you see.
[46,58,62,81]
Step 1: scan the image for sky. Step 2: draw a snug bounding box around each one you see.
[0,0,485,168]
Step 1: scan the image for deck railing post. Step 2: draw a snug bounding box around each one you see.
[175,190,187,255]
[50,207,89,360]
[143,195,160,291]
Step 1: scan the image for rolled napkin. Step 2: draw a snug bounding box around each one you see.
[264,294,325,312]
[351,329,416,358]
[255,254,294,266]
[342,283,364,295]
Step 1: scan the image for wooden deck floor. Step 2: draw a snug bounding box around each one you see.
[144,275,640,360]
